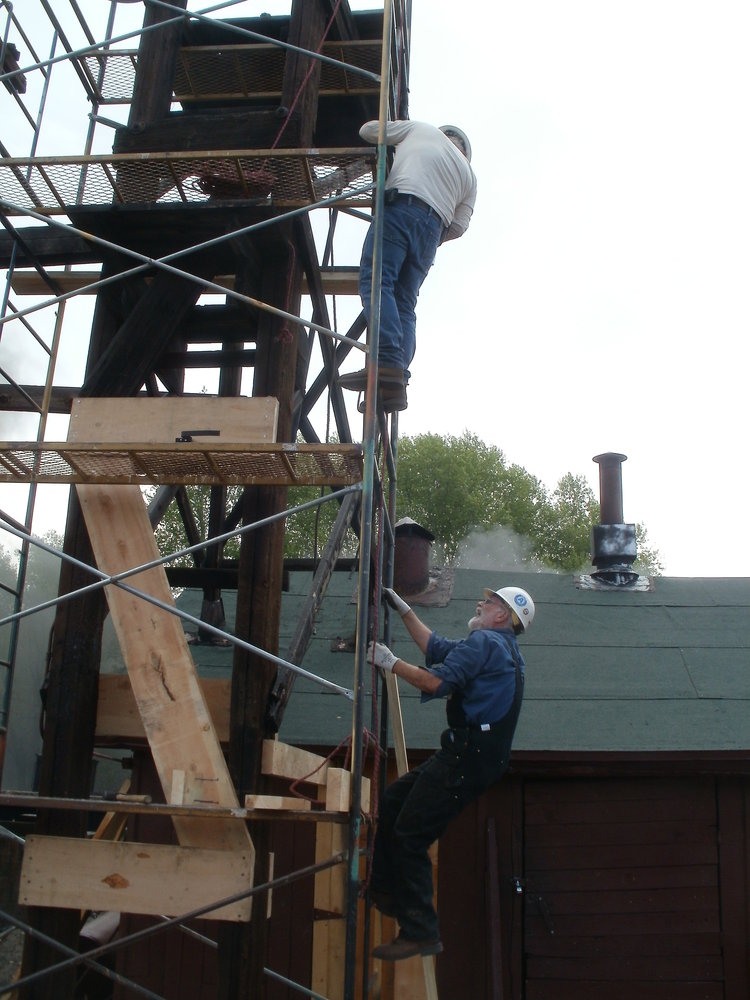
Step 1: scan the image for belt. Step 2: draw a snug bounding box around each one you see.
[451,720,503,733]
[387,190,442,222]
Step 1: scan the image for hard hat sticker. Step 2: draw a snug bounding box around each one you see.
[514,595,527,607]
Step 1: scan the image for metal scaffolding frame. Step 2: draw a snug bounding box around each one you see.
[0,0,410,997]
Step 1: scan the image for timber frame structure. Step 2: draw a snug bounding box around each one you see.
[0,2,421,998]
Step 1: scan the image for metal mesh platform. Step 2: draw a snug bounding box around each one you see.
[0,442,364,486]
[0,149,374,215]
[82,41,381,105]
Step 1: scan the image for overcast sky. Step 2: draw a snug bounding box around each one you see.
[1,1,749,577]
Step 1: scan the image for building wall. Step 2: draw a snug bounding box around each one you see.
[438,760,750,1000]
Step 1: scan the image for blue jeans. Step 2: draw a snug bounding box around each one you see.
[358,197,443,378]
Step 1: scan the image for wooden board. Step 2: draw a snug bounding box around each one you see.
[244,795,311,812]
[70,398,265,854]
[97,674,230,743]
[20,835,253,921]
[69,395,278,445]
[76,482,251,852]
[312,822,348,1000]
[262,738,331,786]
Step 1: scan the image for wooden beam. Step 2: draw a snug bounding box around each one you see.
[20,836,253,921]
[244,794,311,812]
[262,739,331,785]
[10,268,361,298]
[80,268,208,397]
[220,241,302,995]
[96,675,231,744]
[70,398,271,854]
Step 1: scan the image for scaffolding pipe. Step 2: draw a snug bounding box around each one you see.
[0,485,361,629]
[0,909,168,1000]
[0,193,372,351]
[0,516,355,700]
[0,0,248,89]
[0,0,380,92]
[344,0,396,993]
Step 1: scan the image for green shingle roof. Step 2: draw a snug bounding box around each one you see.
[179,569,750,753]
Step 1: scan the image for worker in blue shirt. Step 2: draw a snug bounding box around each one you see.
[366,584,535,962]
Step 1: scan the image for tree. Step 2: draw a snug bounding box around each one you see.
[395,433,663,575]
[395,432,507,562]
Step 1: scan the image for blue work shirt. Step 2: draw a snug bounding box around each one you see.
[422,627,524,726]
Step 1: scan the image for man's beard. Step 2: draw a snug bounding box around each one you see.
[467,614,480,631]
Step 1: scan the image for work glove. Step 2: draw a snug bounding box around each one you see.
[382,587,411,617]
[367,641,399,673]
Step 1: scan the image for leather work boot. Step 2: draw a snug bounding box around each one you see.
[338,365,404,392]
[371,933,443,962]
[356,381,408,414]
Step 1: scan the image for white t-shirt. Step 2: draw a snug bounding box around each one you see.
[359,120,477,239]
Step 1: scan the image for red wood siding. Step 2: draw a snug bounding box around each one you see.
[522,776,723,1000]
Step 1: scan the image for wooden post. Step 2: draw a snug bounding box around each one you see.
[217,238,303,998]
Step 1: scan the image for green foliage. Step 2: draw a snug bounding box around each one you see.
[395,433,663,575]
[145,484,359,565]
[395,432,506,563]
[284,486,359,560]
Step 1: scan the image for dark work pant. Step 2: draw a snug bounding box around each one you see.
[371,725,513,941]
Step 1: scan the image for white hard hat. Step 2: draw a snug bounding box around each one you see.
[484,586,535,632]
[439,125,472,162]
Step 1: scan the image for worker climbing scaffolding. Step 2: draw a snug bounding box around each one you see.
[367,584,535,960]
[339,119,477,412]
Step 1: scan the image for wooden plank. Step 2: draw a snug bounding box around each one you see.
[324,767,371,813]
[76,482,251,853]
[262,738,331,785]
[20,835,253,921]
[96,674,230,743]
[244,794,311,812]
[384,672,408,774]
[312,822,347,999]
[528,886,719,916]
[11,268,361,297]
[69,395,278,445]
[69,400,264,854]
